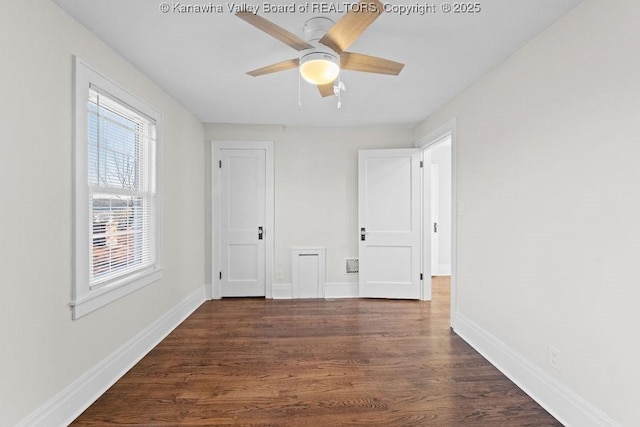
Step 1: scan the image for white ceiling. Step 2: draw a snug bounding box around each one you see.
[52,0,581,127]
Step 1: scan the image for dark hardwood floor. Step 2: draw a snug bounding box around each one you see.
[72,278,561,426]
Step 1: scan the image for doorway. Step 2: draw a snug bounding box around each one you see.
[212,141,274,299]
[356,130,455,311]
[417,119,456,327]
[427,138,452,277]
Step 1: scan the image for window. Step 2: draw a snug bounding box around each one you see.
[72,58,162,319]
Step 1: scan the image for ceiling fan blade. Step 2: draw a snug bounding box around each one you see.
[317,82,335,97]
[236,12,314,51]
[319,0,383,54]
[247,58,300,77]
[340,52,404,75]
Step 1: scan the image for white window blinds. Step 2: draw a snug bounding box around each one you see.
[87,85,157,287]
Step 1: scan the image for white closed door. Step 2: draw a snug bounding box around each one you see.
[220,148,266,297]
[358,149,422,299]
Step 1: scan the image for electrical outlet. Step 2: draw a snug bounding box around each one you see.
[548,346,561,371]
[275,270,283,280]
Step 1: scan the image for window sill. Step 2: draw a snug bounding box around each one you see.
[71,266,163,319]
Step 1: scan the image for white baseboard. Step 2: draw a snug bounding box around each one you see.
[436,263,451,276]
[272,283,292,299]
[324,281,359,298]
[17,286,207,427]
[454,313,619,427]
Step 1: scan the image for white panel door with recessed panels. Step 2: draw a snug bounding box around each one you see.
[214,142,274,298]
[358,149,421,299]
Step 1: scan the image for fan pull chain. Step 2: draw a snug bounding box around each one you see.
[337,76,342,109]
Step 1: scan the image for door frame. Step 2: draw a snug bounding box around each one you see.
[415,119,457,328]
[211,140,274,299]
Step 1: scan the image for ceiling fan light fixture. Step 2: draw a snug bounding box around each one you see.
[299,51,340,85]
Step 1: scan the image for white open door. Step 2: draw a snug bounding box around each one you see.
[358,149,422,299]
[219,148,266,297]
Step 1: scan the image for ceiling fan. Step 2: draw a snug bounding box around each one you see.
[236,0,404,97]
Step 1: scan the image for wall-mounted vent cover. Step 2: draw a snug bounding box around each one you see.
[345,258,359,274]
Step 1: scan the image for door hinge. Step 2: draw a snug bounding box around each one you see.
[219,160,222,168]
[420,273,424,281]
[434,222,438,233]
[219,271,222,280]
[420,160,424,168]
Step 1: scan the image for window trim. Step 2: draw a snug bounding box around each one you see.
[72,57,163,319]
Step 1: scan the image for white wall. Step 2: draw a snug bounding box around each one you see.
[204,124,413,290]
[414,0,639,425]
[0,1,205,425]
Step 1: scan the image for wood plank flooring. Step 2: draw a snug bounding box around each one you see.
[72,278,561,426]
